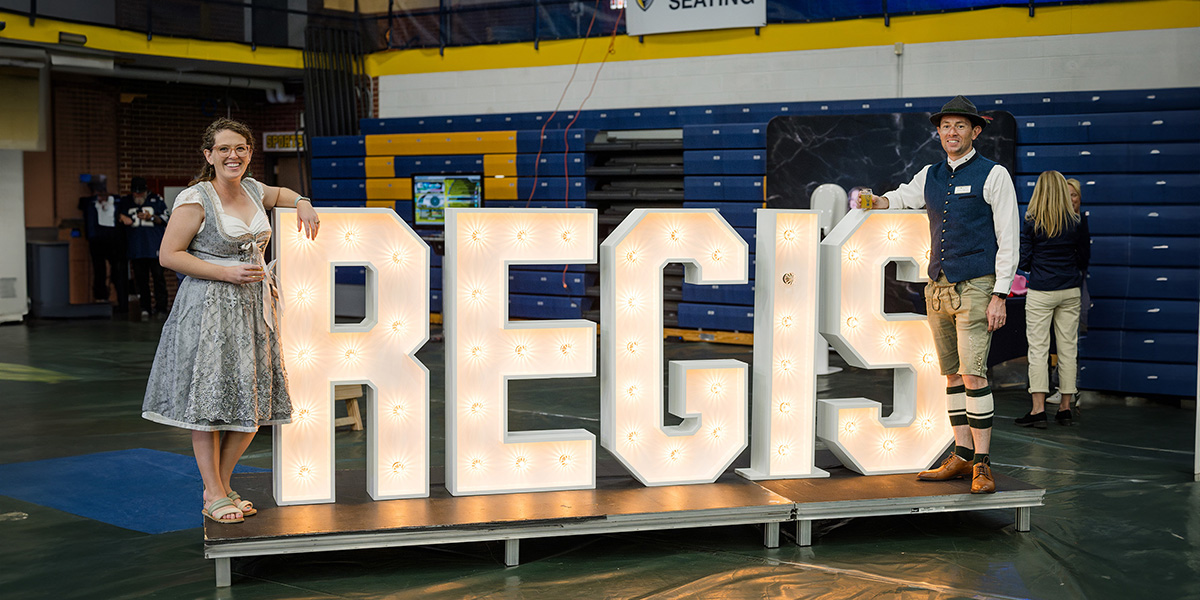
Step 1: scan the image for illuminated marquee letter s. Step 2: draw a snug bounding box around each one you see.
[816,210,951,475]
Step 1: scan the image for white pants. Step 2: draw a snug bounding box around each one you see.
[1026,287,1082,395]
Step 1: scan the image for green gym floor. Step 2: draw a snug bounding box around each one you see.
[1,318,1197,600]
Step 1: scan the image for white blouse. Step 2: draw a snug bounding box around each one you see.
[173,180,271,237]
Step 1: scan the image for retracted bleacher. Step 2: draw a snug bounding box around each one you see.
[312,88,1198,396]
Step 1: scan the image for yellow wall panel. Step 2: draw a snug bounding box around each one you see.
[484,177,518,200]
[484,154,518,177]
[365,157,396,178]
[366,178,413,200]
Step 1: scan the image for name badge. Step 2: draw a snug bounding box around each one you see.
[954,185,972,194]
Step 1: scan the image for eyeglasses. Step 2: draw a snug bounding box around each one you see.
[213,145,252,157]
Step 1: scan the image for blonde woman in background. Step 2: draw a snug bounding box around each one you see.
[1015,171,1090,428]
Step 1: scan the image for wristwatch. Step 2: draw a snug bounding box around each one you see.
[992,292,1007,300]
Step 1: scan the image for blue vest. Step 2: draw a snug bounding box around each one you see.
[924,154,999,283]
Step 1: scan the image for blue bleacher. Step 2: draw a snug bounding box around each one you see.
[681,202,758,228]
[676,303,754,332]
[395,155,485,176]
[1013,173,1200,205]
[684,176,764,201]
[312,179,367,200]
[485,200,594,209]
[1016,143,1200,174]
[395,201,414,223]
[334,266,366,285]
[1015,110,1200,144]
[1089,299,1198,332]
[1080,330,1198,364]
[309,199,367,208]
[1091,236,1200,267]
[508,263,588,273]
[312,158,366,179]
[354,88,1200,144]
[513,153,589,177]
[1082,206,1200,236]
[517,178,591,199]
[515,130,594,153]
[429,266,442,290]
[683,123,768,150]
[1080,359,1197,397]
[683,150,767,175]
[334,87,1200,397]
[311,136,366,157]
[680,282,756,306]
[1087,266,1199,300]
[509,294,592,319]
[508,271,595,296]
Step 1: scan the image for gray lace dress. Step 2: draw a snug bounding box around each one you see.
[142,178,292,432]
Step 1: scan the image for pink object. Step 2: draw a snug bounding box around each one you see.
[1009,273,1028,296]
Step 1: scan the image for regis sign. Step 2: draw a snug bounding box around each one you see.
[271,208,948,505]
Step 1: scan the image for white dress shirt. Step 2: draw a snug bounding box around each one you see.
[882,148,1020,295]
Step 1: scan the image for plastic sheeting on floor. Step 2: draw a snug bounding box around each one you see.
[0,319,1196,599]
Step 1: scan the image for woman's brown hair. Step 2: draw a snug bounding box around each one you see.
[189,118,255,186]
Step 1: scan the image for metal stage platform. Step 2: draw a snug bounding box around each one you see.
[205,469,1044,587]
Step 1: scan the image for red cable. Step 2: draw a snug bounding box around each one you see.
[526,0,604,209]
[559,9,625,290]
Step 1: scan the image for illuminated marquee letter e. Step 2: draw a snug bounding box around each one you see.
[444,208,598,496]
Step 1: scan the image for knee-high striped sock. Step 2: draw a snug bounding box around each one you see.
[947,385,973,460]
[966,385,995,430]
[967,386,994,464]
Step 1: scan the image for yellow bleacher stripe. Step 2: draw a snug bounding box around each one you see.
[365,200,397,208]
[364,157,396,178]
[484,177,518,200]
[484,154,518,177]
[365,131,517,156]
[366,178,413,200]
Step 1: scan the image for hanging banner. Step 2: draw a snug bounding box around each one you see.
[625,0,765,37]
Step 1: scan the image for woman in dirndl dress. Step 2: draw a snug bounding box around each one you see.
[142,118,320,524]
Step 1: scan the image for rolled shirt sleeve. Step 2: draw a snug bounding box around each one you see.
[984,164,1020,295]
[882,165,931,210]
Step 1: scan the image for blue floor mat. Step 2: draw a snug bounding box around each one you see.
[0,448,268,534]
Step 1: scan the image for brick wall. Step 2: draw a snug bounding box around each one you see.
[49,74,305,308]
[53,78,120,224]
[113,79,305,195]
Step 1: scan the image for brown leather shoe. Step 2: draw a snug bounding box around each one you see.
[971,462,996,494]
[917,454,972,481]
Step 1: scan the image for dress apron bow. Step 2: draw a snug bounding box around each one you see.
[240,240,281,331]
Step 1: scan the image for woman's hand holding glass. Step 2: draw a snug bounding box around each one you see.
[226,264,265,285]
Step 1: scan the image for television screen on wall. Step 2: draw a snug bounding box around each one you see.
[412,174,482,226]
